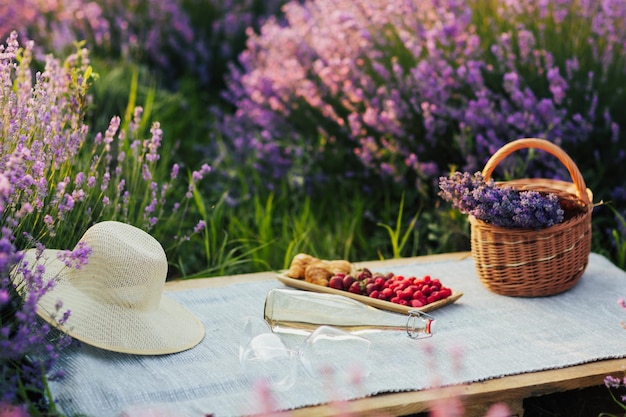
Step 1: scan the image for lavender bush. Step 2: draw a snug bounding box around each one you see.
[1,0,288,90]
[1,30,214,411]
[0,32,77,412]
[218,0,625,235]
[1,31,209,257]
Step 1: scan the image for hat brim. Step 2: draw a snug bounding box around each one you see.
[15,249,205,355]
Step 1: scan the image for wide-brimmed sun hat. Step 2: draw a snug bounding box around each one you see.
[12,221,205,355]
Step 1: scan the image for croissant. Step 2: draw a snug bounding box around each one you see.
[304,261,334,286]
[286,253,317,279]
[327,259,352,275]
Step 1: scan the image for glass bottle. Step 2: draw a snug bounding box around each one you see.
[263,288,434,339]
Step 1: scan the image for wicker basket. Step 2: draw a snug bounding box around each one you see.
[469,138,593,297]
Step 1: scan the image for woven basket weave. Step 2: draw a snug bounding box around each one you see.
[469,138,593,297]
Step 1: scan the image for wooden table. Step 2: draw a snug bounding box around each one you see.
[165,252,626,417]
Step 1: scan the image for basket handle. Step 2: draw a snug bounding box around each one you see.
[481,138,590,205]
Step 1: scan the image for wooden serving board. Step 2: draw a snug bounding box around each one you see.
[276,274,463,314]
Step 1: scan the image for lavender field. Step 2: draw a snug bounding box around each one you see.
[2,0,626,414]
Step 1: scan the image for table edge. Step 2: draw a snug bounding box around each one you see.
[287,357,626,416]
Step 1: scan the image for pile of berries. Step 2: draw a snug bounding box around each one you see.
[327,268,452,308]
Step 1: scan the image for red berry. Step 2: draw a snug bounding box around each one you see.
[328,276,344,290]
[365,283,377,295]
[348,281,362,294]
[439,288,452,298]
[410,299,424,308]
[343,275,356,289]
[400,288,414,300]
[358,270,452,305]
[357,268,372,280]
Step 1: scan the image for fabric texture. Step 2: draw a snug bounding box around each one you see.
[50,252,626,417]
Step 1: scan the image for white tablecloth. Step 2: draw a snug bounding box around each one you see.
[50,253,626,417]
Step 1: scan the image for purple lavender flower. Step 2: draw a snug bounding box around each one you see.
[0,236,73,405]
[438,171,564,229]
[605,375,622,389]
[193,220,206,234]
[57,241,92,269]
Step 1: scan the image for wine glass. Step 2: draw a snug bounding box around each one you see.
[238,318,371,391]
[298,325,371,384]
[238,316,297,391]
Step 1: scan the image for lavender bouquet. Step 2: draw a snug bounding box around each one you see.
[438,172,564,230]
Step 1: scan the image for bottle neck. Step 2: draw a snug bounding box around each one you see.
[406,310,435,339]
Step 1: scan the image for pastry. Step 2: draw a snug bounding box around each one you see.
[286,253,316,279]
[304,261,333,286]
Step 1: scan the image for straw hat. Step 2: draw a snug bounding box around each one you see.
[12,221,205,355]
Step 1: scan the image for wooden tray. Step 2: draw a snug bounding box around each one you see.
[276,274,463,314]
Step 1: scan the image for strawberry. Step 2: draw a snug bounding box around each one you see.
[348,281,362,294]
[365,282,377,295]
[328,275,344,290]
[381,287,393,298]
[342,275,356,289]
